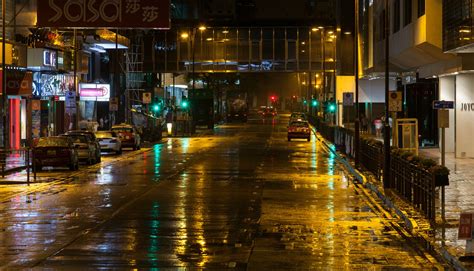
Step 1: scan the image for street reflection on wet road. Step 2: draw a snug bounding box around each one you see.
[0,117,442,269]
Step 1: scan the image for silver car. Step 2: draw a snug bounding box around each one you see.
[96,131,122,154]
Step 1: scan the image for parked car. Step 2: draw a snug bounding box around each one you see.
[111,124,141,150]
[62,133,100,165]
[288,121,311,142]
[33,136,79,171]
[95,131,122,154]
[65,130,101,163]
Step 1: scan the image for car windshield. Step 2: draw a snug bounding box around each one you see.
[65,135,88,143]
[112,127,133,133]
[36,137,69,147]
[291,113,305,119]
[96,132,115,138]
[290,122,309,127]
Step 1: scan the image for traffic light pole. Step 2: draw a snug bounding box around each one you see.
[354,0,360,168]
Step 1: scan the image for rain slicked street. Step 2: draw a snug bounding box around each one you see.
[0,115,445,270]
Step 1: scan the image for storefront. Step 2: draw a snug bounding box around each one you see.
[28,47,88,135]
[0,68,33,149]
[439,73,474,158]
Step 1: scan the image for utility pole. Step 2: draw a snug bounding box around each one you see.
[383,0,391,188]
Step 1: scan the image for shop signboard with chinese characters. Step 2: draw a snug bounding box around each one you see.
[79,83,110,101]
[0,70,33,96]
[37,0,171,29]
[31,100,42,139]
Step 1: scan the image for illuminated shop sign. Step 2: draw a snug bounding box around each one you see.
[32,73,75,97]
[37,0,170,29]
[43,50,57,67]
[79,83,110,101]
[0,70,33,96]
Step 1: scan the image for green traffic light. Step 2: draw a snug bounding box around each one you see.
[312,100,318,107]
[303,100,307,104]
[329,103,336,112]
[153,104,160,112]
[182,101,188,108]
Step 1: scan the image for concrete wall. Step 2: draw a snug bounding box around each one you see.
[454,74,474,158]
[439,76,455,153]
[359,78,396,103]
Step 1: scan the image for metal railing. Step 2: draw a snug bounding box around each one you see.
[309,117,437,222]
[0,148,33,183]
[390,155,436,220]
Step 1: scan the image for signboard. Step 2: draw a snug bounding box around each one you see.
[31,100,41,139]
[31,100,41,111]
[433,100,454,110]
[0,70,33,96]
[343,92,354,106]
[459,213,473,240]
[389,91,403,112]
[395,118,419,155]
[65,91,76,109]
[438,110,449,128]
[142,92,152,104]
[37,0,171,29]
[79,83,110,101]
[109,97,119,111]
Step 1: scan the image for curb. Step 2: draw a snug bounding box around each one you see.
[310,126,467,271]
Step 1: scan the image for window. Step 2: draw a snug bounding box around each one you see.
[393,0,400,33]
[417,0,425,17]
[404,0,412,26]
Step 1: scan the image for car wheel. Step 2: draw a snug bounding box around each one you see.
[116,148,122,155]
[137,145,141,150]
[69,163,75,171]
[307,137,311,142]
[287,137,291,142]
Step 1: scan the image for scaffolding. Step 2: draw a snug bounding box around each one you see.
[124,34,145,124]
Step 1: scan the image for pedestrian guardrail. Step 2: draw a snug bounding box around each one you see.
[0,148,33,183]
[309,117,437,223]
[390,155,436,220]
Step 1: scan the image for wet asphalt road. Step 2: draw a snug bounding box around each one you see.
[0,116,445,269]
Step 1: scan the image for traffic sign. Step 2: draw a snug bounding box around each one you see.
[433,100,454,110]
[389,91,402,112]
[109,98,119,112]
[343,92,354,106]
[65,91,76,109]
[142,92,152,104]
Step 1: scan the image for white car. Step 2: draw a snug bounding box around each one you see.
[95,131,122,154]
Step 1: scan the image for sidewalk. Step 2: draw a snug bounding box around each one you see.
[419,148,474,261]
[1,151,29,175]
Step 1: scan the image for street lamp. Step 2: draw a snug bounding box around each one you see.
[383,0,391,188]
